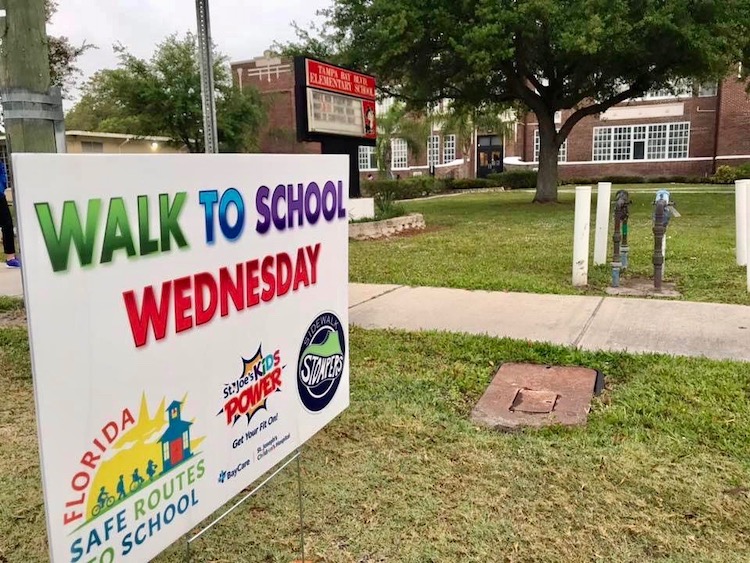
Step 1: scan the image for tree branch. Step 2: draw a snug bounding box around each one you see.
[557,85,645,140]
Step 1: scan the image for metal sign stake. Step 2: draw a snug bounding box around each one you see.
[195,0,218,153]
[184,448,306,561]
[297,449,306,562]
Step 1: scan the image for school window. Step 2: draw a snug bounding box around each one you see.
[358,146,377,170]
[592,122,690,161]
[182,431,189,448]
[427,135,440,168]
[392,138,408,170]
[443,135,456,163]
[533,130,567,162]
[81,141,104,153]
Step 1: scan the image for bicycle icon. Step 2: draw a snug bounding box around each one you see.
[89,462,158,518]
[91,494,115,517]
[130,473,145,492]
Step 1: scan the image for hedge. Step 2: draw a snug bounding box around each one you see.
[487,170,538,189]
[361,177,447,200]
[712,164,750,184]
[561,175,712,186]
[445,178,498,190]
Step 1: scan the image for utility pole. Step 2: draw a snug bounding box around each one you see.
[0,0,60,164]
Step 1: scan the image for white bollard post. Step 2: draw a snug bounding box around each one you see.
[572,185,592,287]
[736,179,748,267]
[593,182,612,265]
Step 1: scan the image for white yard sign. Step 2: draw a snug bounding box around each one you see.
[13,154,350,563]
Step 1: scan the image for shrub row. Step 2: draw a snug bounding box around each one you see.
[445,178,498,190]
[712,164,750,184]
[361,177,447,200]
[362,176,503,200]
[487,170,538,189]
[560,175,713,186]
[359,165,746,200]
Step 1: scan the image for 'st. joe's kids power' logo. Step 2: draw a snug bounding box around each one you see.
[297,312,346,412]
[218,344,283,426]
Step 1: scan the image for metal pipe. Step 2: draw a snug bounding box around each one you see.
[653,200,667,291]
[620,204,629,269]
[612,209,622,287]
[611,190,629,287]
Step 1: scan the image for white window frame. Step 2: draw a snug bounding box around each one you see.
[358,146,377,171]
[427,135,440,168]
[533,129,568,163]
[391,138,408,170]
[640,79,718,100]
[443,134,456,163]
[592,122,691,162]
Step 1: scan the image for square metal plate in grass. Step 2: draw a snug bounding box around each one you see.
[471,363,602,430]
[510,388,558,413]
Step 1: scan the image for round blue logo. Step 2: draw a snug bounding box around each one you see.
[297,312,345,412]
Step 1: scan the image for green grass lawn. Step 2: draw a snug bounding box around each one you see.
[2,326,749,562]
[350,185,750,305]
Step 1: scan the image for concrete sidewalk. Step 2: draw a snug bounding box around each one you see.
[350,283,750,362]
[3,267,748,362]
[0,267,22,297]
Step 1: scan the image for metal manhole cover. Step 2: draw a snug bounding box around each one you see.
[470,363,602,430]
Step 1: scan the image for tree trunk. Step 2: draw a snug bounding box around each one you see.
[534,123,560,203]
[462,140,471,179]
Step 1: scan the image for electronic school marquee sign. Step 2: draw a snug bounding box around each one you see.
[295,56,377,144]
[13,154,350,562]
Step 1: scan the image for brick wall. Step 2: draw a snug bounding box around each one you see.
[716,75,750,162]
[558,160,713,179]
[233,55,750,178]
[523,95,718,165]
[232,57,321,155]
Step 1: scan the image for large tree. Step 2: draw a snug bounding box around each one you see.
[45,0,94,91]
[66,33,265,153]
[300,0,750,202]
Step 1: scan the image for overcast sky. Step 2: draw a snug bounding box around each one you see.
[49,0,332,102]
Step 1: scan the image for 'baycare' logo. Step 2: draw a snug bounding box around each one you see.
[297,312,345,412]
[218,345,283,426]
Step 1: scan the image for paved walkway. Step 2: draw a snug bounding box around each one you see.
[350,283,750,362]
[0,267,22,298]
[3,268,748,362]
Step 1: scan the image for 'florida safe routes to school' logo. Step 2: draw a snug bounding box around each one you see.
[297,312,345,412]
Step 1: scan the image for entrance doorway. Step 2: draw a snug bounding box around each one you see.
[477,135,503,178]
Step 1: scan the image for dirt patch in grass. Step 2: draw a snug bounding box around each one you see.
[392,225,445,238]
[0,309,26,328]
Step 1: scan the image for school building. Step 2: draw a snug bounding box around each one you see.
[508,70,750,180]
[232,53,750,181]
[0,131,184,192]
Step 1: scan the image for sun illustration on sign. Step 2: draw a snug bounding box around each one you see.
[82,393,204,526]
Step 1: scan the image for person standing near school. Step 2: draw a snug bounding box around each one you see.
[0,162,20,268]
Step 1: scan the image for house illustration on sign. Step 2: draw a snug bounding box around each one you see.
[159,400,193,471]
